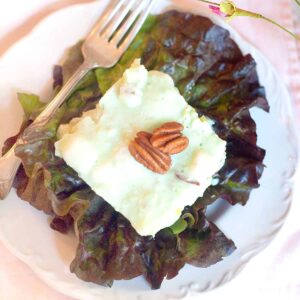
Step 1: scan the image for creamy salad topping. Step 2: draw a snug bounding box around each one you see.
[55,60,226,236]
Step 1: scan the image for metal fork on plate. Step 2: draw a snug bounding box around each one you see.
[0,0,155,199]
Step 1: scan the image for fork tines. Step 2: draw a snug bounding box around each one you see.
[90,0,154,50]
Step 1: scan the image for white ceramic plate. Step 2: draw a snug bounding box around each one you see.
[0,0,298,299]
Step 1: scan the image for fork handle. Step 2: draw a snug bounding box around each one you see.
[27,60,92,129]
[0,60,92,199]
[0,144,21,199]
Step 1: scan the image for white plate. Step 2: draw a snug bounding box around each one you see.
[0,0,298,299]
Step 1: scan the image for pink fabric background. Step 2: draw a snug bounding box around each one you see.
[0,1,299,299]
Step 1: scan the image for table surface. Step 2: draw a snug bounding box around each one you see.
[0,1,300,299]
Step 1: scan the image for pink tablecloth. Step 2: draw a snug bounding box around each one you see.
[0,1,299,299]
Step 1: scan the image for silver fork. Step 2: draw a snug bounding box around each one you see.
[0,0,155,199]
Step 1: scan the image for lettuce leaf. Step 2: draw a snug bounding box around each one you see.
[17,93,45,120]
[5,11,268,289]
[69,190,147,286]
[67,190,235,289]
[144,211,235,289]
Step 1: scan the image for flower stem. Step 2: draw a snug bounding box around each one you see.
[260,15,300,41]
[197,0,220,6]
[198,0,300,41]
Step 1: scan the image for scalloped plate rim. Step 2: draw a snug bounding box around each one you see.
[0,1,298,300]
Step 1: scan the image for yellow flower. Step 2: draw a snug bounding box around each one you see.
[220,1,236,17]
[219,0,257,21]
[199,0,300,41]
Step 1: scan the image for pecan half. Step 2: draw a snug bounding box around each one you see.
[129,131,171,174]
[150,122,189,155]
[153,122,184,135]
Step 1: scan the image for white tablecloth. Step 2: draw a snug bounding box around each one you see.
[0,1,300,299]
